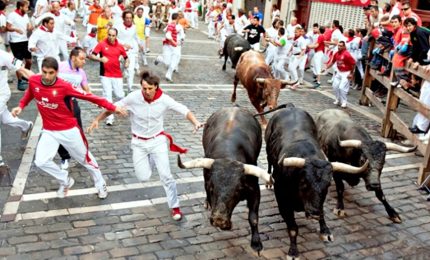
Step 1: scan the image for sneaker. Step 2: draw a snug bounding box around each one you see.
[17,80,28,91]
[327,79,333,84]
[106,118,114,126]
[57,177,75,198]
[97,184,108,199]
[61,159,69,170]
[341,102,347,108]
[171,207,183,221]
[333,100,339,105]
[154,58,159,66]
[0,160,5,167]
[313,82,321,89]
[21,122,33,140]
[165,76,173,82]
[146,49,150,53]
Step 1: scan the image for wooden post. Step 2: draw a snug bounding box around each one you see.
[359,39,375,106]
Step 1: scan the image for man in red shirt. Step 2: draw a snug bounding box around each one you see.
[90,28,129,126]
[11,57,126,199]
[400,1,422,27]
[323,41,356,108]
[154,13,179,82]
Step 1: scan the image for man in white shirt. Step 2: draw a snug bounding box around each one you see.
[28,16,60,71]
[234,9,248,35]
[0,1,7,50]
[88,70,203,221]
[288,26,307,88]
[265,18,280,65]
[115,10,140,93]
[35,1,76,61]
[33,0,49,19]
[6,0,33,90]
[286,17,300,41]
[0,49,34,166]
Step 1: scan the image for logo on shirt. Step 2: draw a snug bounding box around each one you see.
[35,87,40,92]
[37,97,58,109]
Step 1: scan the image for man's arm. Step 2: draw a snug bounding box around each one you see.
[87,110,114,134]
[12,82,34,117]
[186,111,204,133]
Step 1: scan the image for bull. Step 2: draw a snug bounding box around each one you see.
[265,105,368,259]
[231,50,296,126]
[316,109,416,223]
[177,107,272,254]
[222,34,251,71]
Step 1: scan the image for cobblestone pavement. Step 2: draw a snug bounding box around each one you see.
[1,13,430,259]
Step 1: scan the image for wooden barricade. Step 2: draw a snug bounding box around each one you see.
[359,40,430,186]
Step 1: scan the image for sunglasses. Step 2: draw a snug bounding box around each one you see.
[401,7,410,11]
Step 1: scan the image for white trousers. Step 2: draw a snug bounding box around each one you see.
[131,135,179,208]
[100,76,124,122]
[272,57,289,80]
[311,51,325,76]
[159,45,180,79]
[34,127,105,188]
[208,21,215,38]
[192,11,198,29]
[413,81,430,131]
[185,12,193,28]
[58,39,69,61]
[265,45,276,65]
[0,107,31,162]
[219,29,230,50]
[288,54,307,81]
[251,43,260,51]
[125,51,137,92]
[332,70,351,105]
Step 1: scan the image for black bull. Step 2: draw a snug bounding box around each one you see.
[316,109,416,223]
[265,105,368,259]
[222,34,251,71]
[177,107,272,254]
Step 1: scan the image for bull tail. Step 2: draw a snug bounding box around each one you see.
[253,103,294,117]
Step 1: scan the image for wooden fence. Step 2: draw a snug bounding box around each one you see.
[359,40,430,186]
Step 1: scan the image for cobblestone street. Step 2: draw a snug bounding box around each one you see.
[1,16,430,259]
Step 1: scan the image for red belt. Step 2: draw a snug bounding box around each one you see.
[132,131,188,154]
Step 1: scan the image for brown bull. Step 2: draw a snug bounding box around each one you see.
[231,50,296,125]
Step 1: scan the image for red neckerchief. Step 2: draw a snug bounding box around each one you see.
[39,25,51,32]
[143,87,162,103]
[88,33,96,38]
[119,3,125,11]
[15,9,25,16]
[51,10,60,16]
[0,11,6,16]
[346,36,354,43]
[124,22,132,28]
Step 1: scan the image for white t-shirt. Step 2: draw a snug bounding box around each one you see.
[7,12,31,43]
[0,50,23,108]
[0,13,7,46]
[28,27,59,59]
[234,14,249,35]
[286,24,300,40]
[115,23,139,54]
[291,36,307,55]
[115,91,190,138]
[34,0,49,17]
[82,35,98,55]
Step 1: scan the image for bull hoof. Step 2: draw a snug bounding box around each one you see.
[287,255,300,260]
[390,215,402,224]
[320,233,334,242]
[222,66,226,71]
[251,241,263,255]
[333,208,346,217]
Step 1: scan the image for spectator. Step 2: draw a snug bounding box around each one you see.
[252,6,263,24]
[243,15,265,51]
[401,1,422,27]
[404,17,430,66]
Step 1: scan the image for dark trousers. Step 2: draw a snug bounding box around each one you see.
[58,98,82,160]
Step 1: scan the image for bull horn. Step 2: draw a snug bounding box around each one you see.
[243,164,274,185]
[339,139,362,148]
[177,155,214,169]
[255,78,266,83]
[234,46,244,51]
[279,157,306,168]
[384,142,417,153]
[331,160,369,174]
[280,79,298,85]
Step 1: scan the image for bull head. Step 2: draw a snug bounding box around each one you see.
[177,155,273,185]
[279,156,369,174]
